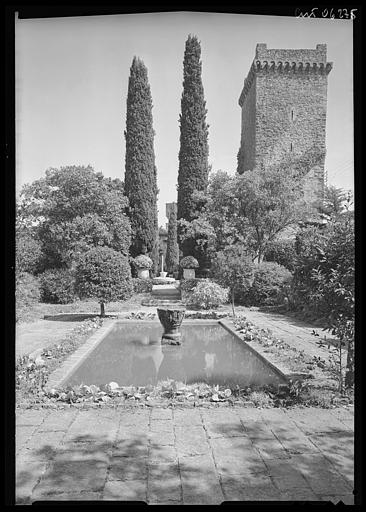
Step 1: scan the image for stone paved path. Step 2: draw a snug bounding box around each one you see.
[239,308,338,359]
[16,406,354,505]
[16,319,87,359]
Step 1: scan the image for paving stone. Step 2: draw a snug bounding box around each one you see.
[175,426,209,457]
[147,463,181,503]
[34,460,108,495]
[54,443,111,464]
[209,436,254,457]
[63,415,119,444]
[179,455,224,504]
[203,418,246,439]
[148,429,175,446]
[215,452,268,477]
[235,407,264,422]
[149,444,177,464]
[271,430,320,454]
[16,459,49,504]
[240,420,276,440]
[37,410,78,432]
[173,408,203,427]
[179,453,217,474]
[108,456,147,481]
[150,408,173,421]
[278,488,321,501]
[33,491,101,501]
[103,479,147,501]
[251,436,290,460]
[20,431,65,461]
[265,460,310,491]
[112,438,149,458]
[307,433,354,483]
[16,409,50,427]
[119,410,151,427]
[150,419,174,432]
[16,425,39,453]
[286,408,348,434]
[220,474,281,501]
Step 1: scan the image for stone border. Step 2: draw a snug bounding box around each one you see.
[45,319,116,391]
[219,319,292,382]
[45,319,291,392]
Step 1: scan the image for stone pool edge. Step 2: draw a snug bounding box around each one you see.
[219,319,296,383]
[44,319,117,391]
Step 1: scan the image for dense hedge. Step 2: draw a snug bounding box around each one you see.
[244,262,292,306]
[39,268,77,304]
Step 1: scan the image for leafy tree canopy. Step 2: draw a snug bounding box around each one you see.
[17,165,131,269]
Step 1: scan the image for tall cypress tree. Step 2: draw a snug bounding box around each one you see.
[166,205,179,274]
[124,57,158,259]
[177,35,209,228]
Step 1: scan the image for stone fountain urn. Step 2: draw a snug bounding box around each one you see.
[157,307,186,345]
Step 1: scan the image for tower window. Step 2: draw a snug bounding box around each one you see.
[290,142,293,152]
[291,109,294,121]
[290,108,296,121]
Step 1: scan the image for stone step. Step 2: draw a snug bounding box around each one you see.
[141,299,183,307]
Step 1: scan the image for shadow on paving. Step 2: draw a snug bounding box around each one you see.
[204,418,354,502]
[16,416,354,504]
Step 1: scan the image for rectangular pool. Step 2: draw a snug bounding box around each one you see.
[62,321,287,389]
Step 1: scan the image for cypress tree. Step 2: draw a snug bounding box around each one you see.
[124,57,158,258]
[166,205,179,274]
[177,35,209,227]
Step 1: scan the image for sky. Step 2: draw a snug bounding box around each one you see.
[15,11,354,226]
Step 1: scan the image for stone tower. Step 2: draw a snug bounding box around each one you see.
[238,43,333,209]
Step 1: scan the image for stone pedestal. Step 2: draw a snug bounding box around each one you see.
[137,269,150,279]
[183,268,195,279]
[157,307,186,344]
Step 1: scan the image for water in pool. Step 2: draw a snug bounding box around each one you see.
[64,321,286,388]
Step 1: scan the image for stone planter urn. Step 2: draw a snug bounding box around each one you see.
[159,271,168,278]
[137,268,150,279]
[183,268,195,279]
[157,307,186,345]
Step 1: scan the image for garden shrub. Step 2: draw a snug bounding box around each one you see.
[132,277,153,293]
[75,246,133,315]
[180,256,199,269]
[39,268,77,304]
[264,239,297,272]
[16,272,41,322]
[180,278,204,293]
[132,254,153,269]
[185,280,228,309]
[16,231,44,275]
[245,262,292,306]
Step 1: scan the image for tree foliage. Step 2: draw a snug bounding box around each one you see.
[291,214,355,387]
[177,35,209,255]
[183,165,308,264]
[165,207,180,274]
[75,246,133,316]
[124,57,158,259]
[16,230,44,275]
[211,245,254,316]
[17,165,131,270]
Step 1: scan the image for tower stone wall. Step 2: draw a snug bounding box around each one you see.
[238,44,332,209]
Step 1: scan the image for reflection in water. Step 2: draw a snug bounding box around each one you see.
[65,322,286,388]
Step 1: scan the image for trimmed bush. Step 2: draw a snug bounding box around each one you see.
[132,254,153,270]
[75,247,133,316]
[132,277,153,293]
[186,280,228,310]
[264,239,297,272]
[245,262,292,306]
[16,272,41,322]
[39,268,77,304]
[180,278,203,293]
[180,256,199,269]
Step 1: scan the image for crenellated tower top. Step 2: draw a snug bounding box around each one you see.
[239,43,333,106]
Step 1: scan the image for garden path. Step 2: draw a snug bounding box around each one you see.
[16,318,90,359]
[16,405,354,504]
[236,307,338,360]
